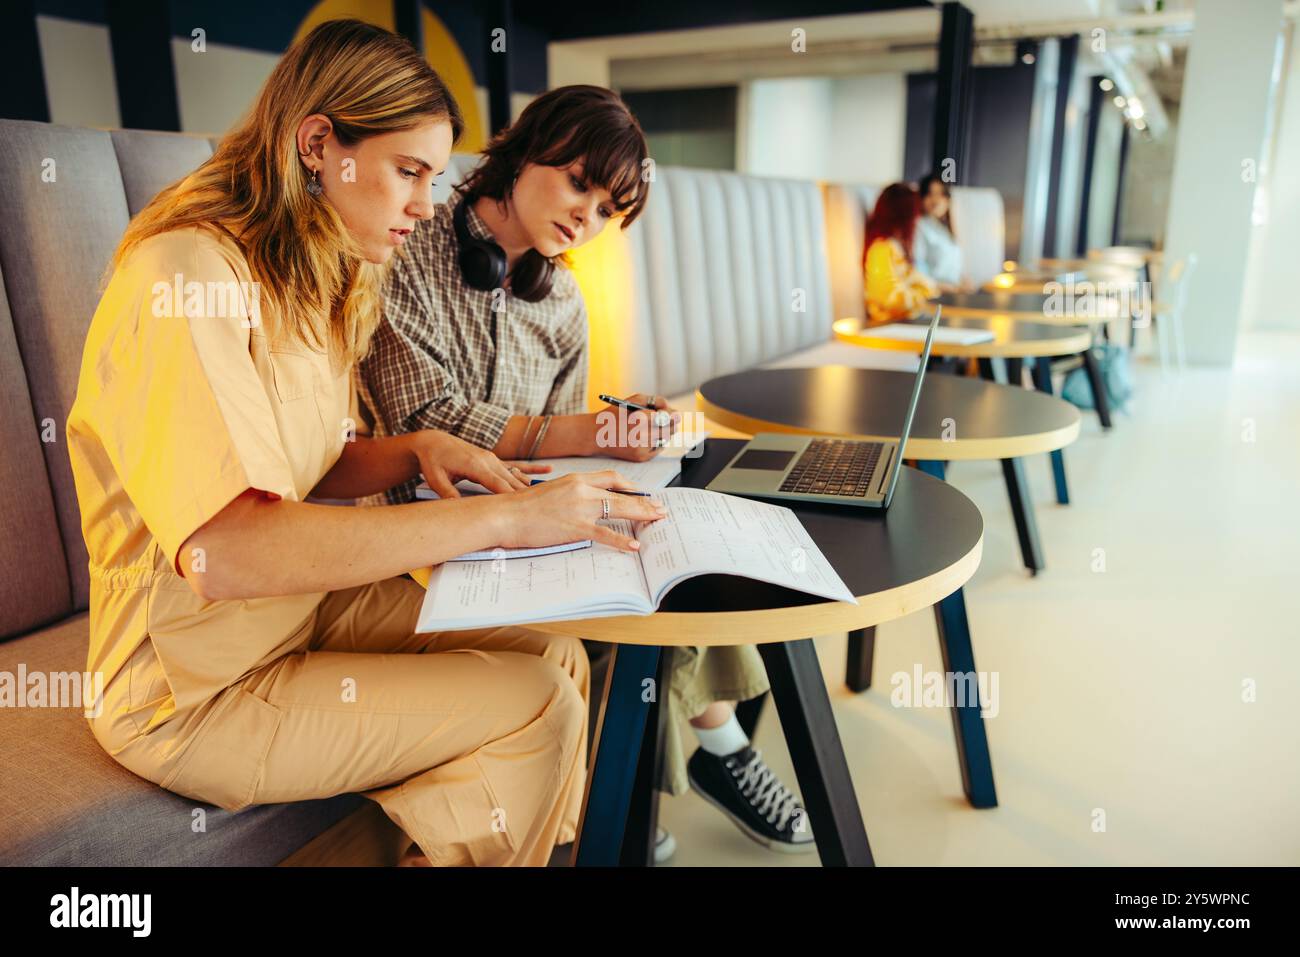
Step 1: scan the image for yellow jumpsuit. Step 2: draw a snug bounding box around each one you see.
[865,237,939,324]
[66,226,588,865]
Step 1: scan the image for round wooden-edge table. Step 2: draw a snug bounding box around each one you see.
[833,315,1091,360]
[698,366,1079,462]
[935,290,1124,327]
[936,292,1120,431]
[411,438,989,867]
[833,315,1088,505]
[698,365,1079,579]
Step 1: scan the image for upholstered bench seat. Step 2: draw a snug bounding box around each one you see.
[0,614,363,866]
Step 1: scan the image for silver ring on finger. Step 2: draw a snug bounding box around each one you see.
[601,497,611,521]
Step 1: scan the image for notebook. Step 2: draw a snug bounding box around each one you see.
[415,486,856,632]
[870,323,995,345]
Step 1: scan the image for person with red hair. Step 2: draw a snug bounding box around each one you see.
[863,182,938,322]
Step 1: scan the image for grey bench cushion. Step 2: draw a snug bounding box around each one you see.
[0,264,69,640]
[110,128,214,216]
[0,614,363,866]
[0,120,132,611]
[0,119,368,864]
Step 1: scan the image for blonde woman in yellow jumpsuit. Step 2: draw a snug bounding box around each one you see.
[65,19,665,867]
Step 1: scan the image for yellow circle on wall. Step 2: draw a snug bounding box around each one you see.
[293,0,486,151]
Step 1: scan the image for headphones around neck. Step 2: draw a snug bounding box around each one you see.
[453,195,508,292]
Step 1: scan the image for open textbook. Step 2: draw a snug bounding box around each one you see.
[416,486,856,632]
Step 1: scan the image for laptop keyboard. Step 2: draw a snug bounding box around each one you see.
[778,439,883,497]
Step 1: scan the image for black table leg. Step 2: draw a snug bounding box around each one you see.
[758,639,874,866]
[933,589,998,808]
[735,692,767,739]
[1081,347,1113,430]
[1002,455,1045,574]
[619,649,670,866]
[571,643,662,867]
[1032,356,1070,505]
[844,626,877,692]
[933,380,1046,575]
[1005,357,1024,387]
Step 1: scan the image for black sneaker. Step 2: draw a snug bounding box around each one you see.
[687,746,816,853]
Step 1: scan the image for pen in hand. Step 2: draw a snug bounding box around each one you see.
[598,393,673,429]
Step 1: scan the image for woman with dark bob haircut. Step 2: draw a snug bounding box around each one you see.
[361,84,816,861]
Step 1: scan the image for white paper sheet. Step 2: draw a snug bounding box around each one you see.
[869,323,995,345]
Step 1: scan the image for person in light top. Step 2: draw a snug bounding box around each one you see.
[912,172,971,292]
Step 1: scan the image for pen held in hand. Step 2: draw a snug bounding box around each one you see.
[598,393,673,429]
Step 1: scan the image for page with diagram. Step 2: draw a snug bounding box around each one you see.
[415,487,856,632]
[416,519,655,632]
[635,488,857,608]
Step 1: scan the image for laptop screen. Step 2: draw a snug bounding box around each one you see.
[882,306,941,506]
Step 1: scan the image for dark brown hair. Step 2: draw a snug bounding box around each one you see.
[458,84,650,302]
[918,172,954,235]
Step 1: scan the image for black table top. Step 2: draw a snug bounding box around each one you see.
[844,315,1085,343]
[697,366,1080,459]
[937,290,1055,312]
[650,437,983,615]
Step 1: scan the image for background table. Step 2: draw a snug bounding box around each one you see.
[523,438,989,866]
[833,315,1091,360]
[834,315,1088,505]
[935,290,1121,326]
[697,366,1080,576]
[935,292,1120,428]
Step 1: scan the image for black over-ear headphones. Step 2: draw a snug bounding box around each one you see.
[453,195,507,292]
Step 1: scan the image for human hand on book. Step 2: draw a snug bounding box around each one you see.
[413,430,550,499]
[496,471,668,553]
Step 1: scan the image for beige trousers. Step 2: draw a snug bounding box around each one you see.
[100,577,589,866]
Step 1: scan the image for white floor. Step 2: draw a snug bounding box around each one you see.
[657,330,1300,866]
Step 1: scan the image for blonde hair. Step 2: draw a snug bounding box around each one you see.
[112,18,463,367]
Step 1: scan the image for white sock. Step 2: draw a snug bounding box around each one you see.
[692,714,750,756]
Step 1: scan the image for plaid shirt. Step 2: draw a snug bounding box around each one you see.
[359,192,589,504]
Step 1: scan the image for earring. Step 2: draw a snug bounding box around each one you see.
[306,168,323,197]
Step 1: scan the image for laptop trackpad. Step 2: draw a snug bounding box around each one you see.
[731,449,797,471]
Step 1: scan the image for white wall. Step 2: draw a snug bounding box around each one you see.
[1242,25,1300,332]
[171,38,278,135]
[36,16,119,129]
[740,73,905,183]
[825,73,906,184]
[1163,0,1286,364]
[740,77,834,180]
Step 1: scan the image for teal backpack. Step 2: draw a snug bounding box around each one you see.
[1062,342,1134,413]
